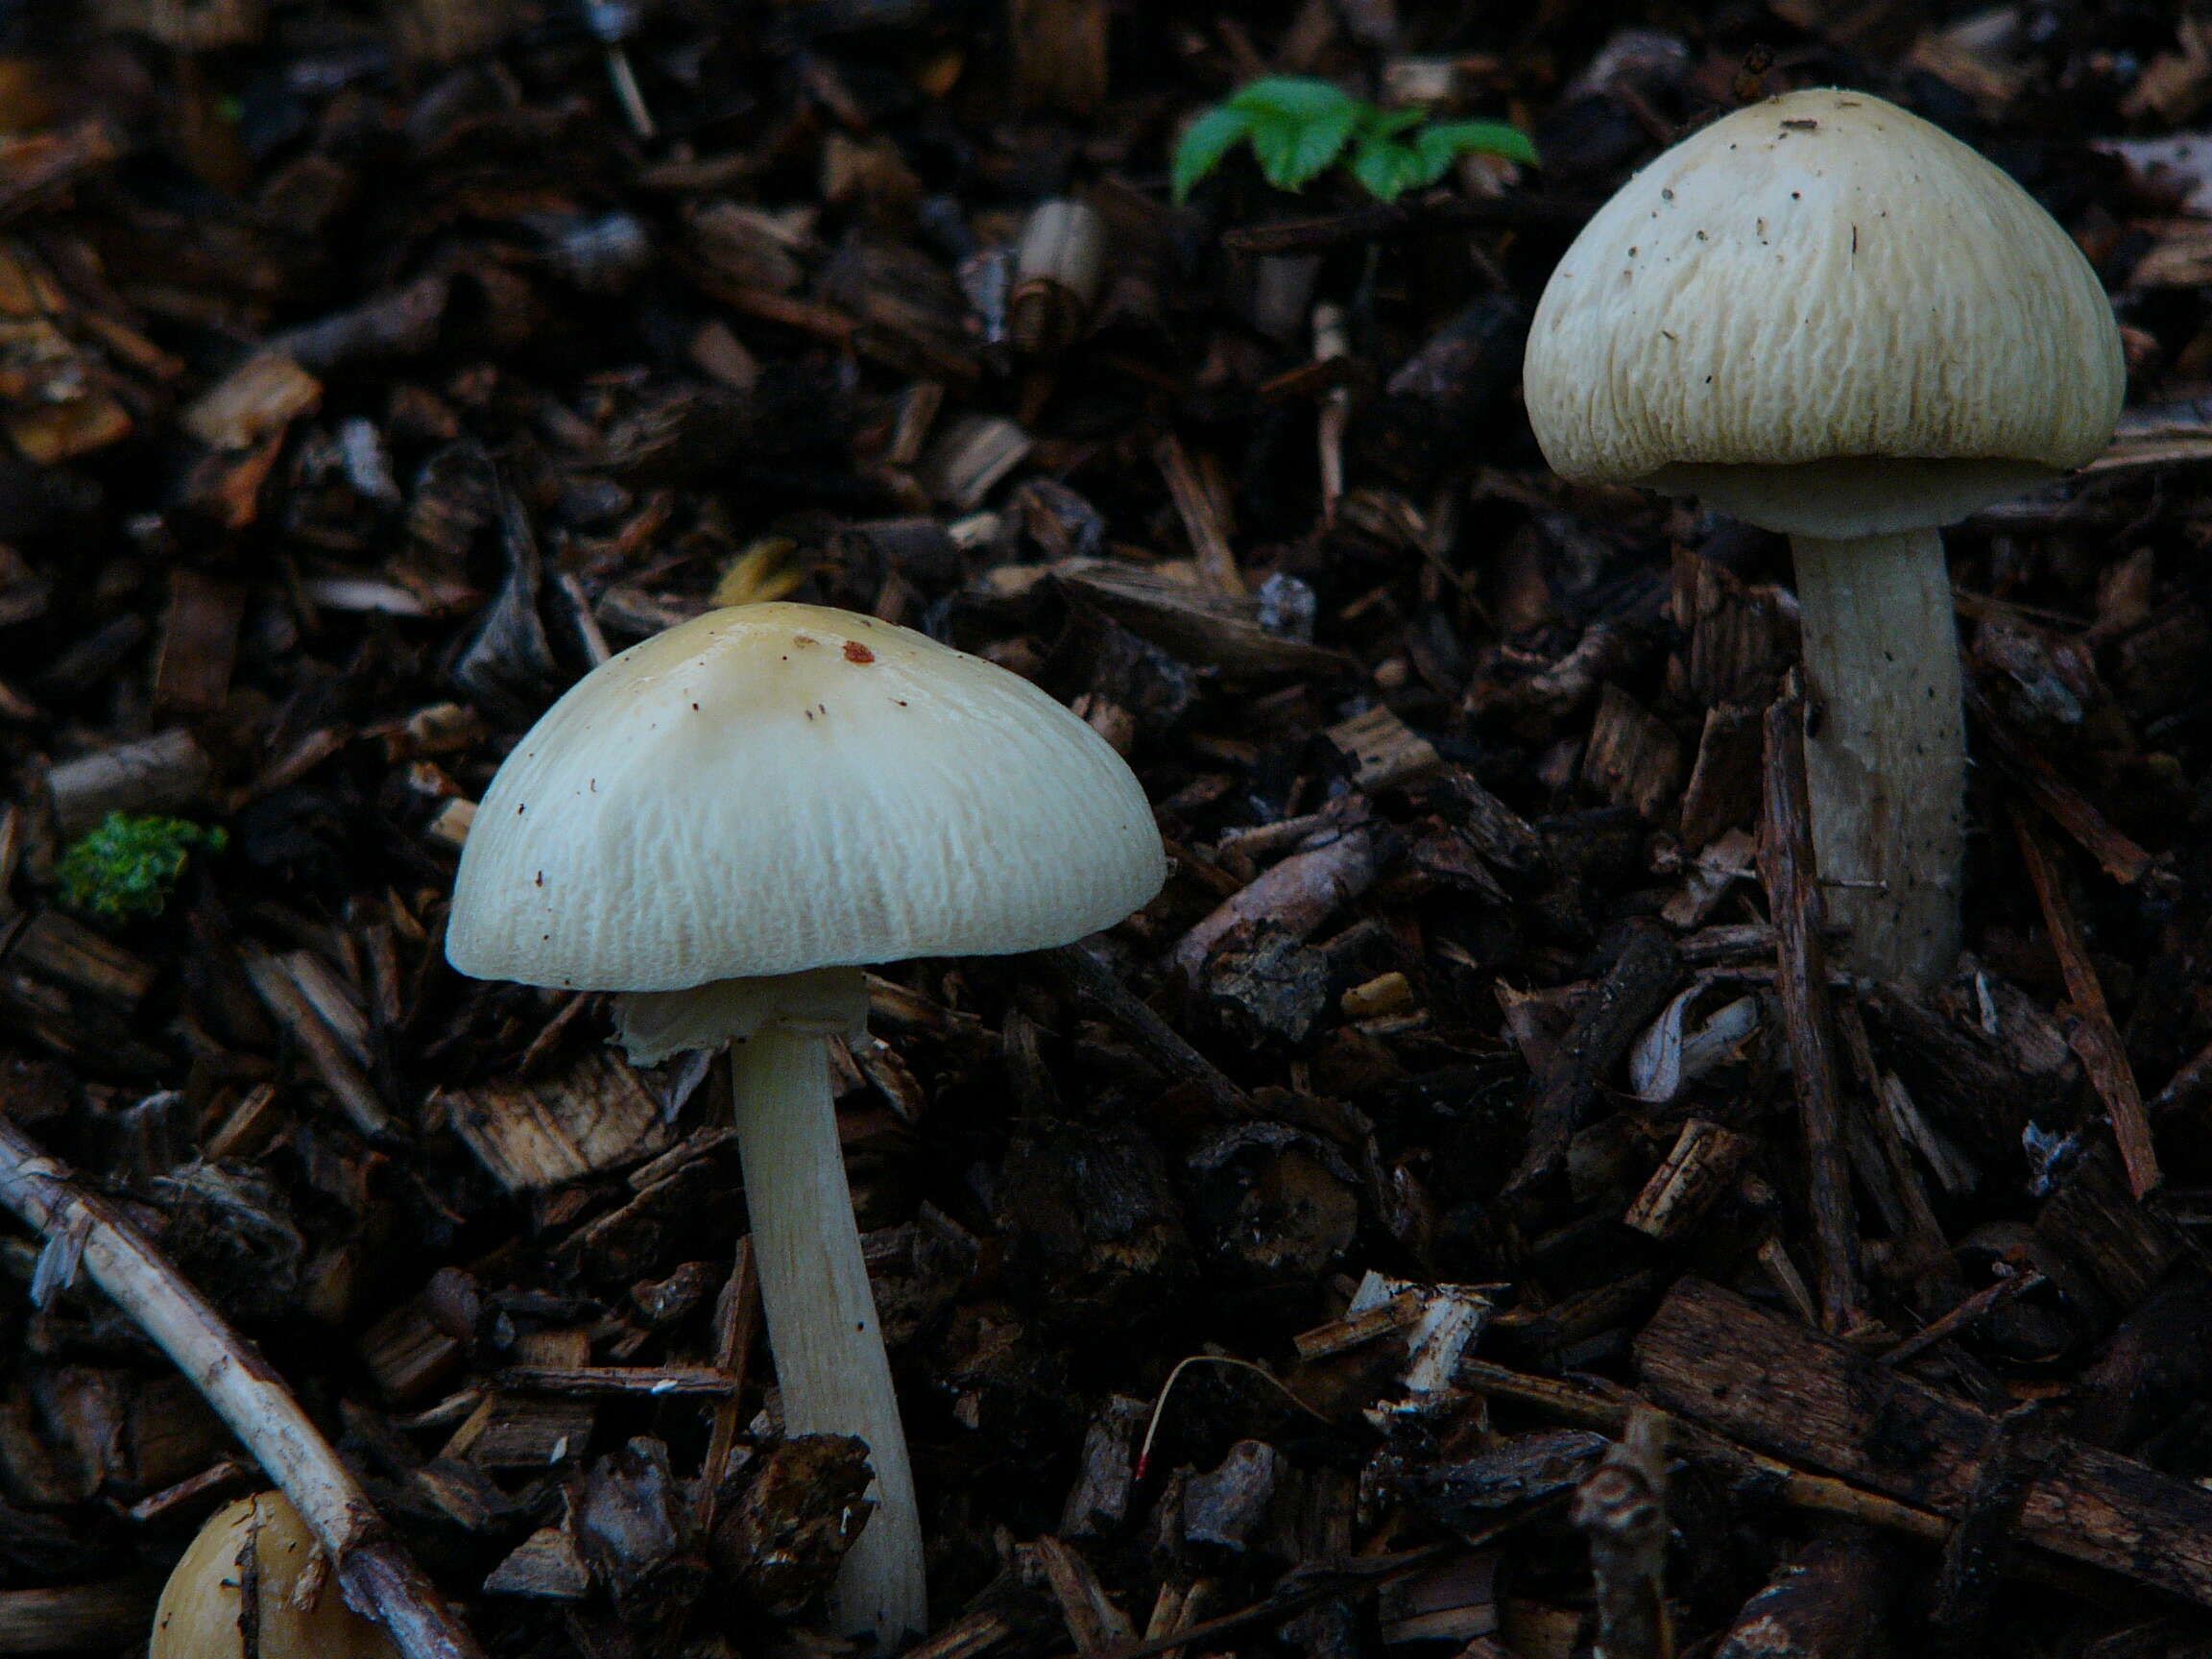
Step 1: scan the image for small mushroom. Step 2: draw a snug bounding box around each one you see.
[445,602,1166,1641]
[1523,88,2123,988]
[151,1492,398,1659]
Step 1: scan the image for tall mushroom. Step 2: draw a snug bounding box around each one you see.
[1523,87,2123,988]
[445,603,1164,1644]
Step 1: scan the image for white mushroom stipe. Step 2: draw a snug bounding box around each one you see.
[727,1008,920,1641]
[1523,88,2123,987]
[445,603,1168,1645]
[1791,529,1965,989]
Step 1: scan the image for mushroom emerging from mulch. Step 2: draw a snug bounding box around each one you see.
[1523,87,2124,988]
[445,602,1166,1642]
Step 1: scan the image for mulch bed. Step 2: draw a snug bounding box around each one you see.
[1,1,2211,1656]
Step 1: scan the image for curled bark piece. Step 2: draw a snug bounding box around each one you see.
[0,1113,486,1659]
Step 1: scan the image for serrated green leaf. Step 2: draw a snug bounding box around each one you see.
[1413,119,1540,171]
[1172,105,1257,202]
[1245,99,1362,191]
[1225,76,1363,127]
[1349,136,1431,203]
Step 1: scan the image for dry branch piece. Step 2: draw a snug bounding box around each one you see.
[240,944,391,1140]
[437,1047,667,1191]
[1457,1358,1952,1544]
[1878,1271,2048,1371]
[1507,926,1679,1193]
[1051,560,1349,676]
[1637,1278,2212,1604]
[0,1113,485,1659]
[1050,941,1249,1117]
[1966,686,2151,885]
[2010,804,2159,1195]
[1760,676,1863,1333]
[0,1575,161,1654]
[1623,1119,1754,1241]
[1926,1406,2061,1647]
[46,730,214,840]
[1169,823,1388,980]
[1155,434,1243,595]
[1713,1527,1892,1659]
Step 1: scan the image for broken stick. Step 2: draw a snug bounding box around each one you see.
[1637,1277,2212,1606]
[0,1111,486,1659]
[1759,672,1863,1333]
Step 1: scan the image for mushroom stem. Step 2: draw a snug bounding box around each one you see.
[729,1021,926,1645]
[1789,527,1965,990]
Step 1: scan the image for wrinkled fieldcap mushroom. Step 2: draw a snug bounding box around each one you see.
[1524,87,2122,986]
[447,602,1166,1641]
[152,1492,399,1659]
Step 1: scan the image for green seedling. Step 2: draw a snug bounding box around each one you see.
[54,812,226,924]
[1172,76,1536,204]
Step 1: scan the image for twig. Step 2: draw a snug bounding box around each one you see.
[0,1112,485,1659]
[1927,1405,2061,1650]
[1312,303,1350,522]
[1571,1406,1674,1659]
[1759,671,1864,1333]
[1712,1527,1893,1659]
[1049,941,1250,1117]
[493,1365,741,1396]
[1965,685,2150,885]
[1134,1354,1334,1481]
[1075,1543,1461,1659]
[2010,802,2160,1196]
[1166,824,1388,981]
[1455,1358,1950,1544]
[1153,433,1242,595]
[695,1235,759,1534]
[1878,1270,2048,1370]
[2152,1033,2212,1119]
[1831,995,1950,1276]
[1505,925,1680,1195]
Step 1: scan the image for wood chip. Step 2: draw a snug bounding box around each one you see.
[439,1046,669,1192]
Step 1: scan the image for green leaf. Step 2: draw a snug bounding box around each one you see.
[1358,105,1428,140]
[1349,136,1431,203]
[1225,76,1361,127]
[1172,105,1256,202]
[1244,97,1362,191]
[1413,118,1540,172]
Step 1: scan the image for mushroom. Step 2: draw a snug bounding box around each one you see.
[152,1492,398,1659]
[445,602,1166,1641]
[1522,87,2123,988]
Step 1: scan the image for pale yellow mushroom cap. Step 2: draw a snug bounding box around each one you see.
[1523,88,2124,537]
[152,1493,399,1659]
[445,603,1166,991]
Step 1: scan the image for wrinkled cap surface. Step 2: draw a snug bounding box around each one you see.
[1523,88,2124,536]
[446,604,1166,990]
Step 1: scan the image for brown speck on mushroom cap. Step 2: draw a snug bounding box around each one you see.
[445,601,1166,992]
